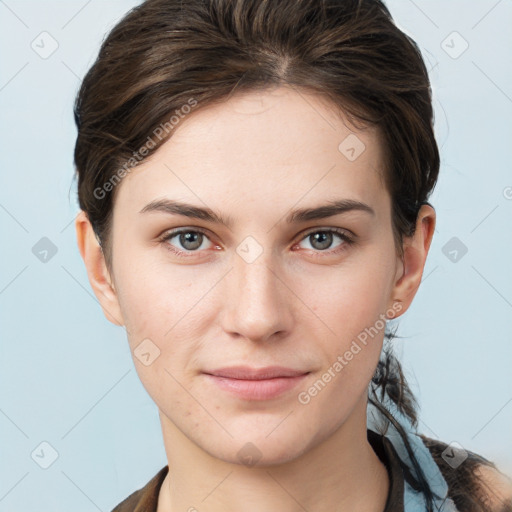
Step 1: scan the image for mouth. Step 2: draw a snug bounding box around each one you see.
[202,366,310,401]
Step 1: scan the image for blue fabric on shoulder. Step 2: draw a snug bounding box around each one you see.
[367,380,460,511]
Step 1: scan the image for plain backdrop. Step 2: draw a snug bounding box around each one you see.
[0,1,511,511]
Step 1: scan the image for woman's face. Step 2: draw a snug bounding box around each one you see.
[105,86,405,465]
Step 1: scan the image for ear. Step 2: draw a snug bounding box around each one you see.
[388,204,436,318]
[75,210,125,326]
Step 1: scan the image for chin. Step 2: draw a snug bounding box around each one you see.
[218,439,309,468]
[202,422,316,468]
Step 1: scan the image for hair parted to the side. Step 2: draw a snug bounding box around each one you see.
[73,1,498,510]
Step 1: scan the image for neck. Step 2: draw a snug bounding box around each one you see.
[157,397,389,512]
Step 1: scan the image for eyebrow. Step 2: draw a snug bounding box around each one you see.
[139,198,375,227]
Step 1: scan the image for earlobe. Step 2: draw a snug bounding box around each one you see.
[75,210,125,327]
[388,204,436,317]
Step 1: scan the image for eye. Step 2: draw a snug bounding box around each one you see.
[158,226,356,259]
[295,228,355,255]
[159,228,216,257]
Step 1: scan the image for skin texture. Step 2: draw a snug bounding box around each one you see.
[76,85,436,511]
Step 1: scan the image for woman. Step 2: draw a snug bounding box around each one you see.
[73,0,512,510]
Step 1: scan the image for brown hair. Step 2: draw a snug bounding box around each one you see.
[73,0,498,510]
[74,0,438,271]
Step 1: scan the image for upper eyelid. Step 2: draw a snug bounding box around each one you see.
[300,226,353,237]
[161,225,353,238]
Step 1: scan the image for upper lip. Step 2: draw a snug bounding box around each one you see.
[204,366,309,380]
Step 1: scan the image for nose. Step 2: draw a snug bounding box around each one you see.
[221,247,293,343]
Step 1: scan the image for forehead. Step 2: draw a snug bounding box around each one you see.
[114,86,388,217]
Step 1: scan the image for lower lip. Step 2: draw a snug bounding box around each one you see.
[204,373,309,400]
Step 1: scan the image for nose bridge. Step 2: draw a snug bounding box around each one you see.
[236,249,276,295]
[235,241,280,307]
[225,237,289,340]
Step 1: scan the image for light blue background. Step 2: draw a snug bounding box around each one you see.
[0,1,511,510]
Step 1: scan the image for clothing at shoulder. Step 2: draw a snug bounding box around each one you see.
[420,434,512,512]
[111,465,168,512]
[111,430,404,512]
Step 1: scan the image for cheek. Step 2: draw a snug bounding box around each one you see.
[112,257,210,381]
[113,254,198,343]
[300,257,392,406]
[309,260,392,342]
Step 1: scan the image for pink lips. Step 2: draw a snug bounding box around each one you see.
[203,366,309,400]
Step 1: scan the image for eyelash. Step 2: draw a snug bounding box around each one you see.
[158,227,356,259]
